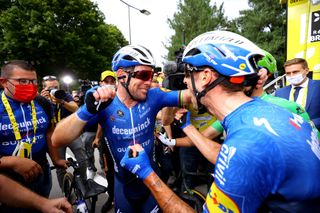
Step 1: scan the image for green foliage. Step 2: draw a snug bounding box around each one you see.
[166,0,229,60]
[234,0,286,74]
[0,0,128,80]
[167,0,286,75]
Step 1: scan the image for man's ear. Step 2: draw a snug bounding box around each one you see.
[117,69,127,81]
[201,68,216,86]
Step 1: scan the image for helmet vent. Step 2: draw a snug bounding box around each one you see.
[215,47,226,57]
[185,48,201,57]
[123,55,135,61]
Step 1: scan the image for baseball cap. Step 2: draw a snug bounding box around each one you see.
[101,70,116,81]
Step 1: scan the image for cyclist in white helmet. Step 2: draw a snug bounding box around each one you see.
[52,44,193,212]
[120,31,320,213]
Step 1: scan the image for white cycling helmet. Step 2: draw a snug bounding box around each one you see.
[182,30,265,77]
[112,44,155,71]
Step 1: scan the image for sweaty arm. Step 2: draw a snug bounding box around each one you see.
[182,125,221,165]
[51,113,87,147]
[52,86,115,148]
[176,123,223,147]
[120,144,195,213]
[144,172,195,213]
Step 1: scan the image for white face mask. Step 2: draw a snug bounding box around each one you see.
[286,73,305,85]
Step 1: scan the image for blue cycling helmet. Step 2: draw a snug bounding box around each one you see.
[112,44,155,71]
[182,30,265,77]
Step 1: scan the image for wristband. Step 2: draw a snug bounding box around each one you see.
[76,105,94,122]
[158,133,176,146]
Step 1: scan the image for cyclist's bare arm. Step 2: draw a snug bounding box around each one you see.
[176,125,222,147]
[144,172,195,213]
[51,113,86,147]
[182,125,221,165]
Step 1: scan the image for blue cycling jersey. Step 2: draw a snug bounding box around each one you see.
[95,87,180,182]
[204,98,320,213]
[0,92,51,161]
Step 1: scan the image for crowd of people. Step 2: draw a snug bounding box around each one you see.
[0,30,320,213]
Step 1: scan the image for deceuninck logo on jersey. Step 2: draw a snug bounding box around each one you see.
[311,10,320,42]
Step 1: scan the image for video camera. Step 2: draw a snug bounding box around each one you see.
[162,48,187,90]
[78,79,98,105]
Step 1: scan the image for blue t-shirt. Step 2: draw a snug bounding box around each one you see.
[0,92,51,162]
[204,98,320,212]
[92,87,180,183]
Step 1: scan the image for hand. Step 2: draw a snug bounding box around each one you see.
[92,138,100,148]
[156,132,176,146]
[76,86,116,121]
[256,68,268,88]
[8,156,43,182]
[40,197,72,213]
[173,111,191,130]
[120,144,153,180]
[40,89,50,99]
[53,159,69,169]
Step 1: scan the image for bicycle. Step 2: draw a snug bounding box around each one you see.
[172,169,207,213]
[62,153,108,213]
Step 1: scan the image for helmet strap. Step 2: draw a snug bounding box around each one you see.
[190,72,225,114]
[120,72,137,101]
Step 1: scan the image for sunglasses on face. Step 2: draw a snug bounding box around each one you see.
[43,75,57,81]
[132,70,154,81]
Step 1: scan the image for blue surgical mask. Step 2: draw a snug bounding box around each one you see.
[286,73,305,85]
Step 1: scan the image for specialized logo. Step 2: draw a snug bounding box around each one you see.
[215,144,236,186]
[253,117,279,136]
[206,183,240,213]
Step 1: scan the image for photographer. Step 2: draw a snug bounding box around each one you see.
[40,75,87,189]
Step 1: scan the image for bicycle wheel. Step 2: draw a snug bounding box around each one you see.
[179,189,206,213]
[62,172,75,203]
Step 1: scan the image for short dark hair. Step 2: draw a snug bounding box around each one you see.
[1,60,35,78]
[284,58,308,69]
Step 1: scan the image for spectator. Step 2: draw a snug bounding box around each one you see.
[90,70,117,212]
[0,60,66,212]
[275,58,320,130]
[40,75,87,189]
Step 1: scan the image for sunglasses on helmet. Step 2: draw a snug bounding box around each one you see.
[184,64,208,77]
[132,70,154,81]
[43,75,57,81]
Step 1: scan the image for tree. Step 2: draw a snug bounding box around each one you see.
[166,0,229,61]
[235,0,286,74]
[0,0,128,80]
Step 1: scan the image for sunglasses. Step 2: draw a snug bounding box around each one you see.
[43,75,57,81]
[132,70,154,81]
[184,64,210,77]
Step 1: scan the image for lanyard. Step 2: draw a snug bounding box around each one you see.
[289,85,308,108]
[53,107,61,124]
[1,92,37,143]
